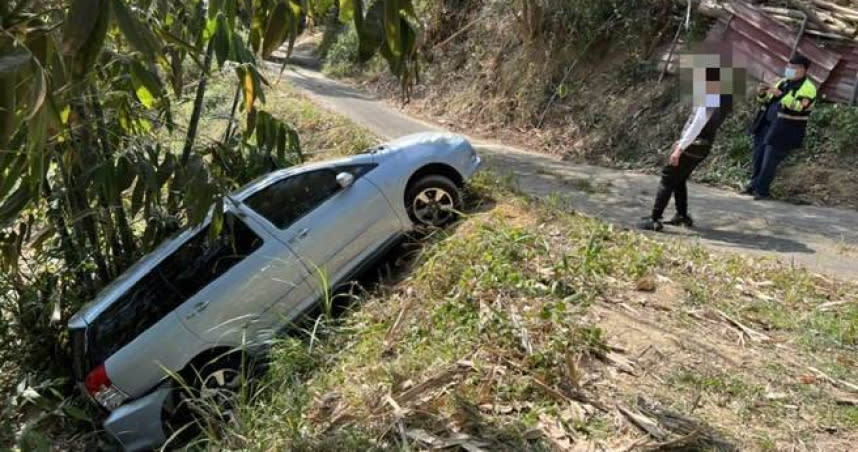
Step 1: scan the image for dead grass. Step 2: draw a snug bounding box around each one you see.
[197,171,858,451]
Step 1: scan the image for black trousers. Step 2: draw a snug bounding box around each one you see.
[651,148,709,220]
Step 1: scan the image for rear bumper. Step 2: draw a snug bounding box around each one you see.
[104,383,171,451]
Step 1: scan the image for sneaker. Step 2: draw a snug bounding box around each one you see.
[753,194,773,201]
[636,217,664,231]
[741,185,755,196]
[665,214,694,228]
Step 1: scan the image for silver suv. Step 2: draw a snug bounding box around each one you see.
[68,132,481,450]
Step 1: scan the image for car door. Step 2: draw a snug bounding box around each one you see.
[173,209,313,345]
[241,165,400,317]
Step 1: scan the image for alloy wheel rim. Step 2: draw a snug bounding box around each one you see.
[412,187,455,225]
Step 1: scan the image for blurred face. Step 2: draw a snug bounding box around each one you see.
[679,51,744,109]
[785,63,807,81]
[705,80,721,95]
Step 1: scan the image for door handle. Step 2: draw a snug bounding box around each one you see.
[289,228,310,244]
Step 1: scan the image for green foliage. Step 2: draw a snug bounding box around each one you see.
[805,103,858,157]
[323,24,362,77]
[0,1,420,446]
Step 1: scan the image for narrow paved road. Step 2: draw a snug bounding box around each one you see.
[274,63,858,280]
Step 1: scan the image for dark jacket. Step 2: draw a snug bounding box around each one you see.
[750,77,817,151]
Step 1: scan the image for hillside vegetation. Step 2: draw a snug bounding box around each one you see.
[0,71,378,450]
[321,0,858,208]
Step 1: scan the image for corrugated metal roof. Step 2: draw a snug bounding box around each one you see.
[707,1,858,104]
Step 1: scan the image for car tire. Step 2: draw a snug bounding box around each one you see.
[406,175,461,227]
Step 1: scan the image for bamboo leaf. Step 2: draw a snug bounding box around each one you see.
[265,112,277,151]
[383,0,402,58]
[73,3,111,79]
[399,0,417,20]
[159,30,205,69]
[0,154,27,202]
[255,109,268,147]
[0,74,16,149]
[62,0,104,56]
[26,105,47,191]
[112,0,162,63]
[250,7,265,53]
[116,157,135,192]
[233,33,255,64]
[357,0,384,63]
[23,67,48,121]
[287,126,302,162]
[276,123,286,161]
[0,185,33,229]
[213,13,232,68]
[241,66,255,111]
[208,0,225,20]
[209,198,224,241]
[156,153,175,188]
[130,178,145,217]
[129,60,164,108]
[262,1,290,58]
[339,0,358,23]
[0,50,30,75]
[284,0,303,58]
[62,405,91,423]
[225,0,238,29]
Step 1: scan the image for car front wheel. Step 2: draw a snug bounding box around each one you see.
[406,175,461,227]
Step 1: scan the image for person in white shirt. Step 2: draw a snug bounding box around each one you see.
[637,64,732,231]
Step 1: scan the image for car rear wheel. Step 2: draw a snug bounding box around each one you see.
[165,353,255,444]
[406,175,461,227]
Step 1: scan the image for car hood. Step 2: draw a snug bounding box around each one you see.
[369,132,468,158]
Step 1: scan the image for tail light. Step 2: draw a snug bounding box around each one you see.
[85,364,128,410]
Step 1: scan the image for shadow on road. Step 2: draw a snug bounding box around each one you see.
[665,227,814,254]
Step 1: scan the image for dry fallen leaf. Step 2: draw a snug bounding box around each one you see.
[800,374,818,385]
[635,275,657,292]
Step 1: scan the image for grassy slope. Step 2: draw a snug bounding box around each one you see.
[201,172,858,451]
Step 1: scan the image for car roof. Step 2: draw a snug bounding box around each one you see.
[69,132,465,327]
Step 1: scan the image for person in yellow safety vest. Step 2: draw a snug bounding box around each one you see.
[744,55,817,200]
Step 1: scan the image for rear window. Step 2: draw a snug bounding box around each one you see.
[86,214,263,369]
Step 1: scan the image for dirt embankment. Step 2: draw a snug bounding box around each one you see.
[325,1,858,209]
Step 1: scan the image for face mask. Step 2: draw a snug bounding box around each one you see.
[784,67,797,79]
[705,93,721,108]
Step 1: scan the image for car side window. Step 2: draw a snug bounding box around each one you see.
[89,214,263,366]
[244,169,341,229]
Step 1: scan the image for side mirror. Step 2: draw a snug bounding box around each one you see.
[336,172,355,189]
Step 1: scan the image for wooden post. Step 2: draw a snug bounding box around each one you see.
[790,11,808,60]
